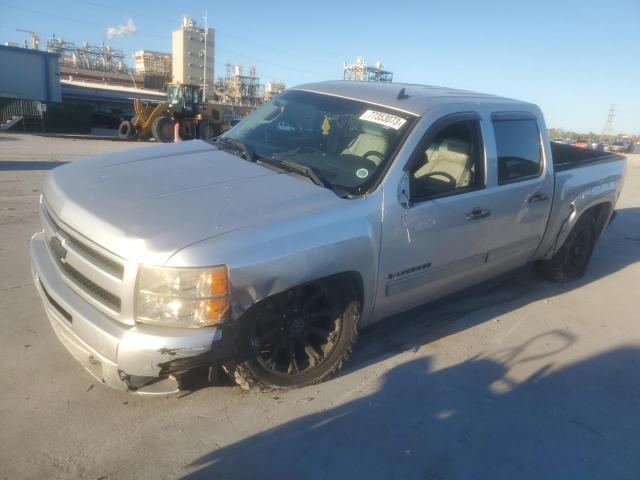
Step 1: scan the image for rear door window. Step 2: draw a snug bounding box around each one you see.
[493,118,542,184]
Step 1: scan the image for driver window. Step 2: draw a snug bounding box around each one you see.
[410,119,484,199]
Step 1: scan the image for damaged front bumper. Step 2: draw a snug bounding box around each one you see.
[30,232,235,394]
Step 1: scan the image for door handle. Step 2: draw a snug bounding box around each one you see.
[528,192,549,204]
[466,207,491,220]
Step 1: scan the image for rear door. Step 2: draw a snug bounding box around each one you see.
[482,112,554,275]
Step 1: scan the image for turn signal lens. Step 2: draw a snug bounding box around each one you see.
[203,298,228,320]
[208,269,228,296]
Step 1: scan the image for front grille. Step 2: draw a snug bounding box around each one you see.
[40,280,72,323]
[66,235,124,279]
[58,257,122,312]
[42,202,125,318]
[45,208,124,279]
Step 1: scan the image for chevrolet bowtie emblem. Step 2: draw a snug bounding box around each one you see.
[50,236,67,263]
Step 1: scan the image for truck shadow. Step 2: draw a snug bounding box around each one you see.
[183,342,640,479]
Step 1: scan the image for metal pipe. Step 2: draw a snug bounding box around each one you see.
[202,10,208,102]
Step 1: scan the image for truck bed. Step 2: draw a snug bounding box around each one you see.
[551,142,625,172]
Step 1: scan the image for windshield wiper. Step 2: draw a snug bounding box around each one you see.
[215,137,255,161]
[215,140,333,191]
[261,155,332,189]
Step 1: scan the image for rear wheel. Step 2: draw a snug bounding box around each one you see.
[224,279,359,391]
[198,120,220,140]
[151,116,174,143]
[535,214,597,282]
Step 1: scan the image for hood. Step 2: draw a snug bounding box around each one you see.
[43,140,343,264]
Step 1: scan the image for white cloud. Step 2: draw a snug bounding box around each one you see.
[106,18,137,39]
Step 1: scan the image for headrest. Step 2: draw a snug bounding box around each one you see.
[441,138,471,155]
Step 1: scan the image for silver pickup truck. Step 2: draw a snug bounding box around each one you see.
[30,81,626,393]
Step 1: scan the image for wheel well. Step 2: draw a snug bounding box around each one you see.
[582,202,612,239]
[330,271,364,310]
[241,271,364,319]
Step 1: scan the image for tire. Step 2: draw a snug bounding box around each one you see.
[224,278,360,391]
[118,120,135,139]
[151,116,175,143]
[198,120,220,140]
[535,214,597,282]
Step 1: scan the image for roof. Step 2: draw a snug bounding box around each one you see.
[60,79,166,97]
[292,80,530,116]
[0,44,59,59]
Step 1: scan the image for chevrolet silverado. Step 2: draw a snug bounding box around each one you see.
[30,81,626,393]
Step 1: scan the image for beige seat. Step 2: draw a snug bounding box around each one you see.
[341,123,389,165]
[414,137,473,187]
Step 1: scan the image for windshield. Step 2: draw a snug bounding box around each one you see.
[220,90,416,195]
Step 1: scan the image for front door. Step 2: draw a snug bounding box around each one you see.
[374,113,494,321]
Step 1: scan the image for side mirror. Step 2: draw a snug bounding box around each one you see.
[398,173,411,208]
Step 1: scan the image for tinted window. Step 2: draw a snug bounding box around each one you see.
[493,119,541,183]
[410,119,483,199]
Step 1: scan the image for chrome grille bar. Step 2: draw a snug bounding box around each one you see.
[41,201,127,320]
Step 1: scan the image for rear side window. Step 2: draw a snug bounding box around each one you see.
[493,119,542,184]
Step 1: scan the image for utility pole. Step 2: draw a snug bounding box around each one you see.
[202,10,208,102]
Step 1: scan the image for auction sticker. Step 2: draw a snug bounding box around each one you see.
[359,110,407,130]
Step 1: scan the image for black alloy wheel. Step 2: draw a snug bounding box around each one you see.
[250,285,342,375]
[225,279,359,390]
[534,213,598,282]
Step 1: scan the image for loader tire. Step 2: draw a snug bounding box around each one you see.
[198,121,220,140]
[118,120,135,139]
[151,116,174,143]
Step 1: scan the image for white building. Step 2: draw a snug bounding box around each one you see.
[172,16,215,96]
[134,50,172,77]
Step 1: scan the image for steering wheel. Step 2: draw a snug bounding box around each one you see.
[362,150,385,164]
[422,171,457,187]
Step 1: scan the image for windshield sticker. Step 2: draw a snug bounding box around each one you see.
[321,116,331,136]
[359,110,407,130]
[356,168,369,179]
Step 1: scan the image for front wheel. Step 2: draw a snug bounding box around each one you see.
[117,120,135,139]
[224,279,359,391]
[535,214,597,282]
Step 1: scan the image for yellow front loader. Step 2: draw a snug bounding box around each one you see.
[117,83,227,143]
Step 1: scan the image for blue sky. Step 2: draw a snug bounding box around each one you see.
[1,0,638,134]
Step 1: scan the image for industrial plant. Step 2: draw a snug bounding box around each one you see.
[0,14,291,130]
[0,14,402,134]
[343,56,393,83]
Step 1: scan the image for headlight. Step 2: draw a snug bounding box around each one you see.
[135,265,228,328]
